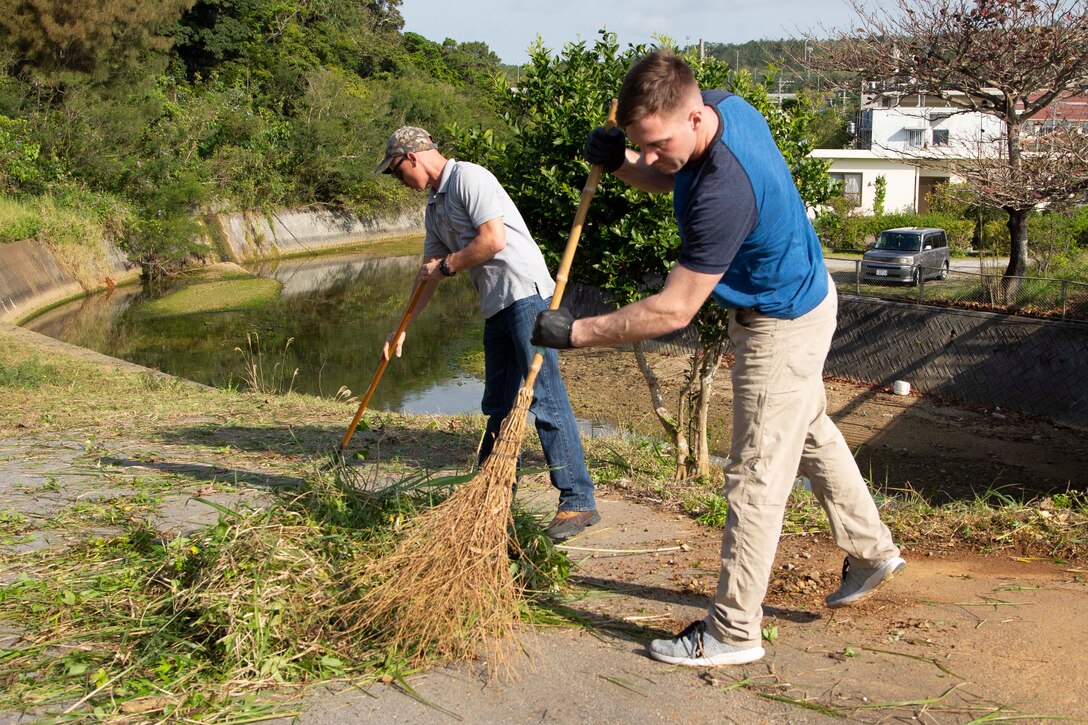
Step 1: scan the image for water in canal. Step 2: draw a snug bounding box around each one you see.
[24,251,490,416]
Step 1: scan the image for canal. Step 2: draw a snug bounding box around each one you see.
[24,251,490,416]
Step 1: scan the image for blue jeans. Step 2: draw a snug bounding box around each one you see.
[479,295,596,512]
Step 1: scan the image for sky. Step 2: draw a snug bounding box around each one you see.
[399,0,871,66]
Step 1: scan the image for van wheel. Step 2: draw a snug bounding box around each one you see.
[911,267,921,286]
[939,261,949,280]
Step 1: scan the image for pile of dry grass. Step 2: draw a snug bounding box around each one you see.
[345,386,534,667]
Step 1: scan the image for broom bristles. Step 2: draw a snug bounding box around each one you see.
[351,385,536,667]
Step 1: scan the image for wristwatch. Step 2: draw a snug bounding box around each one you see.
[439,258,456,277]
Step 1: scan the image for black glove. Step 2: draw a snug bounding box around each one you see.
[532,309,575,349]
[584,125,627,173]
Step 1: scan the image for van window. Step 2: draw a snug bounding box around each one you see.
[875,231,923,251]
[928,232,947,248]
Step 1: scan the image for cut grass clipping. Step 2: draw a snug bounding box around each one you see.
[0,464,569,721]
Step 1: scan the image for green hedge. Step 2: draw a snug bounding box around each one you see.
[815,207,975,255]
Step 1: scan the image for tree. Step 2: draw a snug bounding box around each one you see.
[171,0,405,104]
[0,0,196,82]
[451,31,833,479]
[812,0,1088,299]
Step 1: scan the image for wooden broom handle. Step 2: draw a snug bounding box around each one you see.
[549,99,619,311]
[340,278,427,451]
[525,99,619,390]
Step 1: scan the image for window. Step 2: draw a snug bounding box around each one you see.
[829,172,863,206]
[932,129,950,146]
[907,129,926,147]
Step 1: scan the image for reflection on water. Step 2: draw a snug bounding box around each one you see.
[23,251,487,415]
[23,251,634,441]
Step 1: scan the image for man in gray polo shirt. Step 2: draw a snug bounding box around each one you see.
[376,126,599,540]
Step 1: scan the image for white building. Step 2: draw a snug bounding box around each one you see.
[811,93,1004,214]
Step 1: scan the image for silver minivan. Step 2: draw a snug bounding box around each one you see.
[860,227,951,285]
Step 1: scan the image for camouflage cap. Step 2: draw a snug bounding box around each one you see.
[375,126,438,173]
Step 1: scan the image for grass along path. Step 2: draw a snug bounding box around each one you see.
[1,320,1086,722]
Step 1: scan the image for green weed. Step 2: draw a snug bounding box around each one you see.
[585,436,674,484]
[0,356,60,388]
[0,461,571,722]
[0,194,41,243]
[690,493,729,528]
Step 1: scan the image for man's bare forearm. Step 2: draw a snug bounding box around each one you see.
[569,265,723,348]
[611,151,674,193]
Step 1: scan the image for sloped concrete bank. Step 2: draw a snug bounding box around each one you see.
[0,206,424,324]
[0,237,136,324]
[208,206,423,261]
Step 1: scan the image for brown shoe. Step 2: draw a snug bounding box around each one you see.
[545,510,601,541]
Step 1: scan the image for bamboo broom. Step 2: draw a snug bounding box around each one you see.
[350,101,619,666]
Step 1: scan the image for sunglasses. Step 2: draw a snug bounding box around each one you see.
[389,155,409,177]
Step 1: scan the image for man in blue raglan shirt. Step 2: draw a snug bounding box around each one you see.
[532,51,905,666]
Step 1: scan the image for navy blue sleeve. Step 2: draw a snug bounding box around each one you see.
[675,142,759,275]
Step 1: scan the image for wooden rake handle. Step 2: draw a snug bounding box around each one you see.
[524,99,619,391]
[339,278,427,452]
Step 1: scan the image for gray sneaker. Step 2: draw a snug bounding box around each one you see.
[825,555,906,608]
[649,621,765,667]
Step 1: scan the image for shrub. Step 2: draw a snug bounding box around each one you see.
[0,115,50,194]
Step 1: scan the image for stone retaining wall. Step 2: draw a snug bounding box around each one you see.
[568,285,1088,428]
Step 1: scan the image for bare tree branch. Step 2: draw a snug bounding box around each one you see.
[810,0,1088,284]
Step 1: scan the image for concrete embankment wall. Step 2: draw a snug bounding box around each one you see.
[828,295,1088,428]
[0,238,134,324]
[1,206,425,323]
[210,206,424,261]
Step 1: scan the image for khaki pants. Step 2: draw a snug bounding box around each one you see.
[707,280,899,646]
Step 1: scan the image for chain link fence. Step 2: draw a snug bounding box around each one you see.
[826,257,1088,322]
[569,259,1088,357]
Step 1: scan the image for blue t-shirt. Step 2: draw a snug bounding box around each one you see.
[673,91,827,319]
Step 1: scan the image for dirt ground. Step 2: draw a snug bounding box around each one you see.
[298,487,1087,724]
[558,347,1088,502]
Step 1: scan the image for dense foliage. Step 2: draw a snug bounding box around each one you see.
[450,31,834,478]
[0,0,505,276]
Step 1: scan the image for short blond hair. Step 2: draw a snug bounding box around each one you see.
[616,51,699,127]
